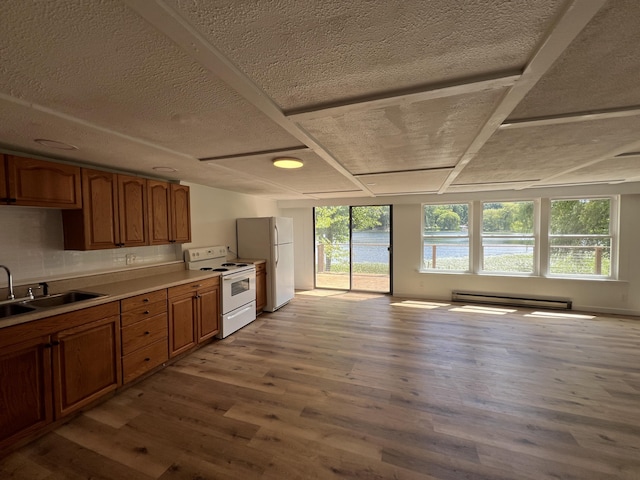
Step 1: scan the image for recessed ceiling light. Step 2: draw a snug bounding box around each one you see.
[152,166,177,173]
[273,157,303,169]
[34,138,78,150]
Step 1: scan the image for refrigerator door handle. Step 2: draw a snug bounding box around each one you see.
[274,224,280,267]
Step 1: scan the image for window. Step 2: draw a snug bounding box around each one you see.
[549,198,612,277]
[422,203,470,271]
[421,197,617,279]
[481,201,535,274]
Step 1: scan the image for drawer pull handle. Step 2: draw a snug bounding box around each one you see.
[144,310,150,314]
[144,331,150,335]
[144,357,150,362]
[143,298,150,303]
[193,284,202,288]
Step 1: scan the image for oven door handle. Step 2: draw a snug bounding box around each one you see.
[223,271,256,282]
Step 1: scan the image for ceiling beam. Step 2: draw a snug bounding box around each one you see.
[286,73,520,122]
[0,93,194,160]
[124,0,372,196]
[501,106,640,129]
[516,135,640,190]
[200,146,309,162]
[438,0,608,194]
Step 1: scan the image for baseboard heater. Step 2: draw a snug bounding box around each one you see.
[451,291,572,310]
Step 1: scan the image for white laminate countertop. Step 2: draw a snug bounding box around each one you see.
[0,269,221,330]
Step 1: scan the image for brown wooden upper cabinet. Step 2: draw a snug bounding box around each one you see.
[62,169,148,250]
[147,181,191,245]
[1,155,81,208]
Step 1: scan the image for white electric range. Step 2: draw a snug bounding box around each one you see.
[185,246,256,338]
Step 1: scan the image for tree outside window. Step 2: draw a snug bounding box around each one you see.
[550,198,611,276]
[422,203,470,271]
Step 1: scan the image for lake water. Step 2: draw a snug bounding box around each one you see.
[324,231,533,264]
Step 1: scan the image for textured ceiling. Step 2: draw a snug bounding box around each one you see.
[1,0,639,201]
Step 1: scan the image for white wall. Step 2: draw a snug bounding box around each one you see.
[0,182,280,287]
[184,182,280,255]
[0,206,181,285]
[281,190,640,316]
[284,207,315,290]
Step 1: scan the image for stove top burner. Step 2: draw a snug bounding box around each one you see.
[213,268,229,272]
[221,263,236,267]
[200,267,213,271]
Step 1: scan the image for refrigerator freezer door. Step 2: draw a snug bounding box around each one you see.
[273,216,294,245]
[237,217,271,260]
[269,241,295,311]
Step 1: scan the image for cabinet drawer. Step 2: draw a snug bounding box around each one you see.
[121,313,168,355]
[168,277,219,298]
[121,300,167,327]
[121,289,167,312]
[122,339,168,384]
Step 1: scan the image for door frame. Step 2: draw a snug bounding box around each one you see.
[313,205,393,293]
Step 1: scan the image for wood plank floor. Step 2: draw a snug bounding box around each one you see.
[2,291,640,479]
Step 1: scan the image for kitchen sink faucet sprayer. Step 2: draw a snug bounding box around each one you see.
[1,265,15,300]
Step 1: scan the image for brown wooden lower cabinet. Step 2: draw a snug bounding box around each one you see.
[168,277,220,358]
[255,262,267,313]
[0,302,120,451]
[0,278,219,454]
[0,335,53,451]
[52,315,122,418]
[120,289,168,384]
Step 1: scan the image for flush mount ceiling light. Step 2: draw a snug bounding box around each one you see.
[272,157,303,169]
[152,166,178,173]
[34,138,78,150]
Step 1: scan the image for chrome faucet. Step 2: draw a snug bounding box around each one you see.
[1,265,15,300]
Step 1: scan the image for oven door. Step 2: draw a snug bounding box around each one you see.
[222,269,256,313]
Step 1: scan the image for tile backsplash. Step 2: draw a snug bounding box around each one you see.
[0,207,182,286]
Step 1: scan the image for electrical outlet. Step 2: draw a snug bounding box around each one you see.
[125,254,136,265]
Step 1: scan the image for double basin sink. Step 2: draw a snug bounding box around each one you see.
[0,291,105,320]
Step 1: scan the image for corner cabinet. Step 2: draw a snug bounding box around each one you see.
[147,181,191,245]
[1,155,81,208]
[168,277,219,358]
[62,169,148,250]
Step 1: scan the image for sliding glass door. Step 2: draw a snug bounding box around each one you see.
[314,205,391,293]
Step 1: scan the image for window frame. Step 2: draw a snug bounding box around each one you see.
[479,199,537,276]
[421,202,471,272]
[547,196,616,279]
[420,195,618,280]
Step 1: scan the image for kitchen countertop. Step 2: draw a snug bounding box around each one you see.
[0,269,221,330]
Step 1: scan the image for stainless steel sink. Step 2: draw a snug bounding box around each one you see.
[0,303,36,318]
[27,291,105,308]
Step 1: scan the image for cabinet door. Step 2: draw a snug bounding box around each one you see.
[118,174,148,247]
[52,315,121,418]
[0,335,53,450]
[170,184,191,243]
[6,156,81,208]
[147,180,171,245]
[256,267,267,312]
[0,155,7,202]
[63,169,119,250]
[197,285,220,342]
[168,293,197,358]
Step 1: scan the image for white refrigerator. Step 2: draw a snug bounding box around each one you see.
[236,216,295,312]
